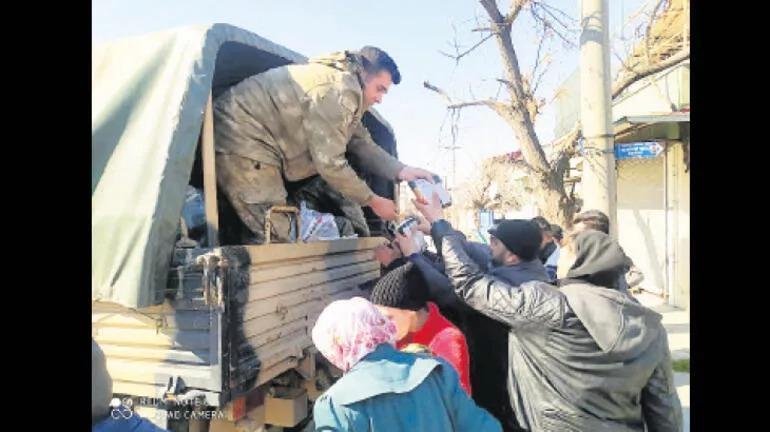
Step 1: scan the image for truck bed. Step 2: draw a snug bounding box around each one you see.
[92,237,383,408]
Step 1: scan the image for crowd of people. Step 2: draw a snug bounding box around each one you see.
[93,44,682,431]
[312,194,683,432]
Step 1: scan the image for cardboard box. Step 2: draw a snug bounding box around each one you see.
[264,387,308,427]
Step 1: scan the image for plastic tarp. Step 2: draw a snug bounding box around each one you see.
[92,24,308,308]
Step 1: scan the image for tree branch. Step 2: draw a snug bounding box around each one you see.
[531,63,550,96]
[529,31,547,87]
[529,2,576,49]
[537,1,578,25]
[612,47,689,98]
[547,125,582,192]
[613,50,637,76]
[644,0,667,66]
[477,0,550,174]
[439,33,495,63]
[495,78,514,91]
[423,81,453,105]
[549,125,582,166]
[423,81,498,110]
[510,159,534,173]
[506,0,530,23]
[535,1,578,34]
[479,0,505,24]
[449,100,497,109]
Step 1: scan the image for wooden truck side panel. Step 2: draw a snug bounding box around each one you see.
[92,237,382,417]
[223,238,381,395]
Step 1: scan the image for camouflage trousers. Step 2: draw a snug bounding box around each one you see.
[216,153,370,244]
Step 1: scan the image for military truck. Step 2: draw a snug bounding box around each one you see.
[92,24,399,431]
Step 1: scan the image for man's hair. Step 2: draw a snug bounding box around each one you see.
[550,224,563,241]
[358,46,401,85]
[531,216,552,234]
[369,262,427,311]
[572,209,610,234]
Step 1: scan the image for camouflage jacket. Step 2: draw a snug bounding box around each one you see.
[213,51,405,205]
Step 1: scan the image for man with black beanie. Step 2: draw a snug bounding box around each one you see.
[395,219,548,432]
[412,193,683,432]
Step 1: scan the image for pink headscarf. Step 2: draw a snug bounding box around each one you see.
[311,297,397,372]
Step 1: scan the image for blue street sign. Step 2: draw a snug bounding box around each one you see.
[614,141,663,160]
[477,209,494,244]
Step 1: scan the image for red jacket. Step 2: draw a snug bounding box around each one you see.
[397,302,472,395]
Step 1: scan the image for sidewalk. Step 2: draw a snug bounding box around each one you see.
[635,292,690,432]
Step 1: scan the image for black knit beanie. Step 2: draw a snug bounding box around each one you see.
[370,262,429,311]
[488,220,543,261]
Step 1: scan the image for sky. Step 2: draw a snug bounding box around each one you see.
[93,0,648,188]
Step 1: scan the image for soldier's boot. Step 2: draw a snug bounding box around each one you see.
[216,153,294,244]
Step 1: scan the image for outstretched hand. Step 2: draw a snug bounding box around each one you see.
[394,230,419,257]
[398,166,436,183]
[412,191,445,224]
[410,213,431,235]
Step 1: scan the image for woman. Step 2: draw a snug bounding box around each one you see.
[311,297,500,431]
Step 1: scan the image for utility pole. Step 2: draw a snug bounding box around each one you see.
[579,0,617,238]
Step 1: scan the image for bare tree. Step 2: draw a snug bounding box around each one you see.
[459,156,533,216]
[458,160,497,213]
[425,0,689,228]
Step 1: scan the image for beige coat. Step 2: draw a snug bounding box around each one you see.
[213,51,405,205]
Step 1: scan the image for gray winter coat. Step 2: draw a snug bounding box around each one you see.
[433,220,683,432]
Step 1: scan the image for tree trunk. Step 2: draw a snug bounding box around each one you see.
[495,107,577,228]
[535,176,576,229]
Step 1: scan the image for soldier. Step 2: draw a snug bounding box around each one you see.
[214,46,435,243]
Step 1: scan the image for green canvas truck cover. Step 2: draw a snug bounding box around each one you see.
[92,24,309,308]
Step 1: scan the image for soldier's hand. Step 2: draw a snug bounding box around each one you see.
[398,166,436,183]
[368,195,398,220]
[412,191,445,224]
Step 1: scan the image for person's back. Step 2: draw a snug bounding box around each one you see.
[313,344,500,432]
[214,53,363,176]
[448,223,549,432]
[438,227,682,431]
[414,220,548,431]
[571,209,645,292]
[500,280,679,431]
[311,297,500,432]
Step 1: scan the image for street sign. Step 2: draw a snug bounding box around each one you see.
[615,141,663,160]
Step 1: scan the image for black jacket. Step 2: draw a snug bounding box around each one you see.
[432,220,683,432]
[417,229,548,431]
